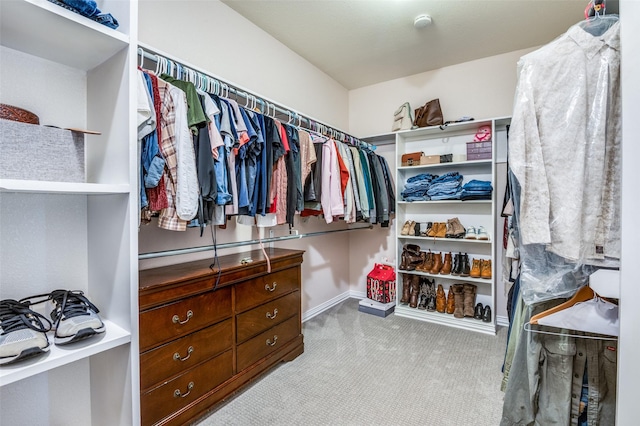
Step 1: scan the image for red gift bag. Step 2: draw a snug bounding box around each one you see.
[366,264,396,304]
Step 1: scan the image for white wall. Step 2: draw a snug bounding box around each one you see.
[348,47,536,137]
[137,0,359,314]
[139,0,348,130]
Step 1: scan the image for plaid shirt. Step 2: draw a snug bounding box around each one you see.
[154,77,187,231]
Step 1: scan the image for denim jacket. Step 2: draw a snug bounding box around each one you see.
[501,301,617,426]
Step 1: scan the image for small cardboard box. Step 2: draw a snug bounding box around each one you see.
[0,119,85,182]
[358,299,395,318]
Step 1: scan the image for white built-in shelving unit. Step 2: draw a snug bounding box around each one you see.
[0,0,139,424]
[367,118,510,335]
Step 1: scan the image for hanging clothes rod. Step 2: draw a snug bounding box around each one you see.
[137,44,373,150]
[138,224,373,260]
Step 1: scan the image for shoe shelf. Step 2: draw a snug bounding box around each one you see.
[397,235,491,244]
[0,320,131,387]
[397,269,492,285]
[394,305,496,335]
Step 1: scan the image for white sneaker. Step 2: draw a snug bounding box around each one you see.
[464,226,477,239]
[477,226,490,241]
[0,299,51,365]
[47,290,105,345]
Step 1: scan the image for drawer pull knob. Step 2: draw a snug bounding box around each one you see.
[173,346,194,362]
[172,310,193,325]
[174,382,194,398]
[265,282,277,292]
[266,335,278,346]
[266,308,278,320]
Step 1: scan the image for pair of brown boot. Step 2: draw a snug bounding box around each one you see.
[416,251,452,275]
[450,283,477,318]
[469,259,492,279]
[400,274,422,308]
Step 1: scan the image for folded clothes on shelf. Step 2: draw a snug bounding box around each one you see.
[47,0,119,29]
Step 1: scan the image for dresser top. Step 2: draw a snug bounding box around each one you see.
[139,248,304,293]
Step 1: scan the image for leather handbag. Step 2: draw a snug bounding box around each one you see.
[392,102,414,131]
[413,98,443,128]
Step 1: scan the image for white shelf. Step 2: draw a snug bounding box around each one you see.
[394,305,496,335]
[398,159,492,171]
[0,0,129,71]
[0,320,131,387]
[398,235,491,244]
[0,179,129,194]
[398,200,492,205]
[397,269,493,284]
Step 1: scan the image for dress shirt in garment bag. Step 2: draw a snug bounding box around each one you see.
[530,286,619,337]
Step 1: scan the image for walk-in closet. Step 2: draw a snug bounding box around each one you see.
[0,1,638,425]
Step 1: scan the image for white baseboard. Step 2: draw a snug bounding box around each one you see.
[496,315,510,327]
[302,290,367,323]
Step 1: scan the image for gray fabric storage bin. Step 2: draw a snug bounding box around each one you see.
[0,118,85,182]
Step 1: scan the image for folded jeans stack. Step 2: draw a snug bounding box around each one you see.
[427,172,463,201]
[401,173,437,202]
[47,0,119,29]
[460,179,492,201]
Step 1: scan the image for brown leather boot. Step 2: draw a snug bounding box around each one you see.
[452,284,465,318]
[436,284,446,313]
[435,222,447,238]
[416,250,433,272]
[469,258,481,278]
[409,275,421,308]
[440,252,452,275]
[463,284,477,317]
[429,252,443,274]
[481,259,492,279]
[446,286,455,314]
[403,244,423,271]
[400,274,411,304]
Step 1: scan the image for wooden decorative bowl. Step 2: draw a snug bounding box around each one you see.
[0,103,39,125]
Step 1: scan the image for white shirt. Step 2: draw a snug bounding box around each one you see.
[168,84,200,221]
[509,19,621,262]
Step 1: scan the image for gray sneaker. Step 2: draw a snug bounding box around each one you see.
[0,299,51,365]
[46,290,105,345]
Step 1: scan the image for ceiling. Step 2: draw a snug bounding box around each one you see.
[221,0,619,90]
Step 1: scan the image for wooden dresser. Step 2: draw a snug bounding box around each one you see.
[139,248,305,426]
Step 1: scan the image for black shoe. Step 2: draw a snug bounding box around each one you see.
[461,253,471,277]
[451,253,462,276]
[482,305,492,323]
[474,303,484,320]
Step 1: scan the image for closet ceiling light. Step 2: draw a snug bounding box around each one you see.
[413,14,432,29]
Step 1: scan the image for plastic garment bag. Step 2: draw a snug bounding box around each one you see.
[508,16,621,304]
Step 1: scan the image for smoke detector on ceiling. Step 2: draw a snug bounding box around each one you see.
[414,14,432,29]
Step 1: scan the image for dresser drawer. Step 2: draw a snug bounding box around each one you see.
[235,267,299,312]
[236,291,300,343]
[237,315,300,371]
[140,287,232,352]
[141,350,233,426]
[140,319,233,391]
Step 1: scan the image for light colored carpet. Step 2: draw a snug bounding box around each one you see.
[196,298,507,426]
